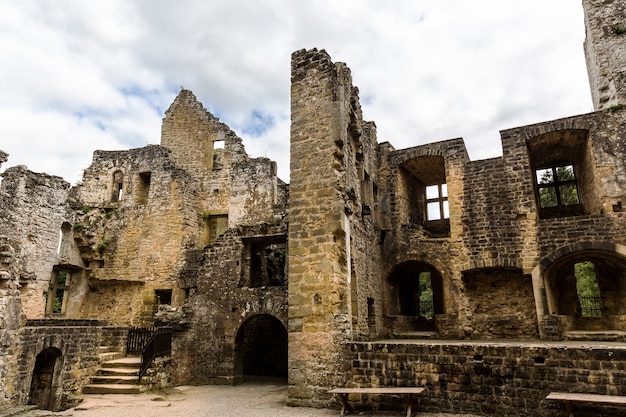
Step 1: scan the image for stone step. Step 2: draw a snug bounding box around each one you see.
[393,331,438,339]
[98,351,124,362]
[102,356,142,368]
[98,367,139,376]
[91,375,139,385]
[564,330,626,342]
[83,384,143,395]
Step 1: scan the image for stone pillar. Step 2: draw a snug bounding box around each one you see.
[288,49,353,406]
[583,0,626,110]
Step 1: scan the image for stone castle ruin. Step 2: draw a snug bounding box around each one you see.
[2,1,626,415]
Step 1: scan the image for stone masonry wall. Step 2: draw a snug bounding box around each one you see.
[14,321,109,411]
[288,48,356,405]
[176,225,288,385]
[348,340,626,416]
[583,0,626,110]
[0,166,72,319]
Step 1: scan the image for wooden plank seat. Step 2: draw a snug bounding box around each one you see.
[546,392,626,417]
[328,387,426,417]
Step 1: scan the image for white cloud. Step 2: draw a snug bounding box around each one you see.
[0,0,593,183]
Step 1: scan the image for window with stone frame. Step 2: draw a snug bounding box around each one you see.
[536,164,580,208]
[240,236,287,288]
[399,155,450,237]
[46,269,71,315]
[202,213,228,246]
[111,170,124,202]
[426,183,449,221]
[527,129,589,219]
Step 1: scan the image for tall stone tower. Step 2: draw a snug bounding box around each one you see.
[287,49,356,405]
[583,0,626,110]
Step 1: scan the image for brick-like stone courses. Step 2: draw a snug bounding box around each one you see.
[160,89,248,207]
[0,237,24,409]
[349,341,626,417]
[178,225,288,385]
[15,322,105,411]
[288,48,357,405]
[583,0,626,110]
[0,166,71,319]
[73,146,198,325]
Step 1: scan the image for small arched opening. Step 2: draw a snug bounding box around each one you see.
[234,314,287,383]
[544,251,626,333]
[28,347,62,411]
[386,261,444,333]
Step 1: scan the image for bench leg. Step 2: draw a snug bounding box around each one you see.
[405,394,414,417]
[562,400,574,417]
[338,393,354,416]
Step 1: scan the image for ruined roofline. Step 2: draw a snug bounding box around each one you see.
[499,108,603,141]
[91,144,170,160]
[388,137,469,161]
[1,164,70,187]
[163,88,243,146]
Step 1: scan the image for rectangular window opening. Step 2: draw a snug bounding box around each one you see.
[426,183,449,221]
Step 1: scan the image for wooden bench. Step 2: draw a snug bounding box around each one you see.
[546,392,626,417]
[328,387,426,417]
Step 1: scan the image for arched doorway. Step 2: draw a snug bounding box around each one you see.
[234,314,287,382]
[387,261,444,333]
[544,251,626,333]
[28,347,62,410]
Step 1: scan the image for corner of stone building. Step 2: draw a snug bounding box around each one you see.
[582,0,626,110]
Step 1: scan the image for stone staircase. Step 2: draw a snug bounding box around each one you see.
[82,346,146,394]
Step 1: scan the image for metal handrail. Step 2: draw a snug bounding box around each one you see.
[138,327,172,382]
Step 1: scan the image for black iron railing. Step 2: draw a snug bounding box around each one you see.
[127,327,173,382]
[138,327,172,381]
[127,326,157,354]
[579,295,603,317]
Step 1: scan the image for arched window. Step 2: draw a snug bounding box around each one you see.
[111,170,124,202]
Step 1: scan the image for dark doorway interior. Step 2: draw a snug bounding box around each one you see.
[235,314,287,381]
[28,347,62,410]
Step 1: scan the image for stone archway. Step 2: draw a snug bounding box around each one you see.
[533,242,626,339]
[234,314,287,382]
[28,347,62,411]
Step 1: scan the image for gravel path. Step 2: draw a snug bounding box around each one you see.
[3,379,482,417]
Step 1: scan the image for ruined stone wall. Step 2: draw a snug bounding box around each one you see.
[289,48,376,405]
[175,225,288,385]
[583,0,626,110]
[348,340,626,416]
[0,166,72,318]
[0,237,24,410]
[72,146,198,325]
[14,321,109,411]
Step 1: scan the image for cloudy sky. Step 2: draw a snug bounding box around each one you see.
[0,1,593,183]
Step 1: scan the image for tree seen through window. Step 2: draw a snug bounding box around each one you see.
[536,165,579,208]
[574,261,602,317]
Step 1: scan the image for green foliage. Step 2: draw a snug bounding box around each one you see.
[537,166,579,208]
[613,23,626,35]
[608,103,625,113]
[73,222,85,231]
[97,238,110,255]
[575,261,600,297]
[81,206,91,214]
[418,272,434,319]
[575,261,602,317]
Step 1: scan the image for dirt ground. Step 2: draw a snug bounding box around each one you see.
[1,378,484,417]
